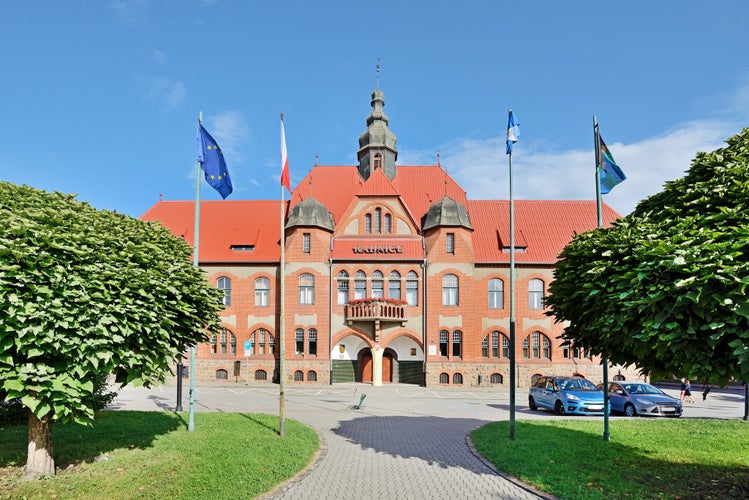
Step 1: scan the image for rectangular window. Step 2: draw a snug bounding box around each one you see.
[303,233,311,253]
[406,279,418,306]
[295,329,304,355]
[337,279,349,305]
[308,329,317,356]
[446,233,455,254]
[439,331,449,357]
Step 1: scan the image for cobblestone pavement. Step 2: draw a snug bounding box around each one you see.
[110,383,746,500]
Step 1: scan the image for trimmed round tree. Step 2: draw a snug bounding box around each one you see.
[0,182,223,478]
[546,128,749,387]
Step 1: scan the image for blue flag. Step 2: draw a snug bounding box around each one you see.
[598,134,626,194]
[197,123,233,199]
[506,110,520,155]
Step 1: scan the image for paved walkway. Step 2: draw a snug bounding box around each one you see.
[110,382,745,499]
[111,383,555,499]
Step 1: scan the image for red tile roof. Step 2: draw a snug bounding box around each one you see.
[140,166,620,265]
[469,199,619,263]
[140,200,285,263]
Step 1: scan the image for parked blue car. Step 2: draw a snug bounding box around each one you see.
[529,376,606,415]
[598,381,683,417]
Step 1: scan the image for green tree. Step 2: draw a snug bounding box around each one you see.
[547,128,749,387]
[0,182,223,479]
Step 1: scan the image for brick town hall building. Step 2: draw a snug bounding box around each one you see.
[141,87,637,388]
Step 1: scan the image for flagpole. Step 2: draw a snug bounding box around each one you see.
[188,112,203,433]
[507,110,516,442]
[278,112,287,437]
[594,116,610,442]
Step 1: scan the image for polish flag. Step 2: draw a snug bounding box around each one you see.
[280,117,291,192]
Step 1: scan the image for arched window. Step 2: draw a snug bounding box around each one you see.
[210,328,236,354]
[299,273,314,305]
[372,271,384,298]
[452,331,462,358]
[384,213,392,233]
[523,331,551,359]
[452,373,463,385]
[375,208,382,233]
[308,328,318,356]
[295,329,304,355]
[294,370,304,382]
[529,278,545,309]
[482,331,509,358]
[365,213,372,233]
[388,271,401,300]
[490,373,503,384]
[354,271,367,300]
[255,370,267,381]
[442,274,458,306]
[307,371,318,382]
[249,329,274,356]
[439,330,449,357]
[337,271,349,305]
[217,276,231,306]
[439,372,450,384]
[488,278,504,309]
[255,277,270,307]
[406,271,418,306]
[216,369,228,380]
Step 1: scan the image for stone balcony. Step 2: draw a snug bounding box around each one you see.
[346,298,406,327]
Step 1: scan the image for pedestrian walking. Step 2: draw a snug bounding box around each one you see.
[680,377,695,403]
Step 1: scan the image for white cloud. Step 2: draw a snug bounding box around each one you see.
[147,77,186,109]
[149,48,168,64]
[403,120,736,216]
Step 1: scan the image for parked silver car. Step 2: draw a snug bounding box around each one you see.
[599,381,683,417]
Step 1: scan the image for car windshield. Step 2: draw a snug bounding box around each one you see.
[622,383,664,395]
[559,378,598,391]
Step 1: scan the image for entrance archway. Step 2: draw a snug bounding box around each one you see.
[358,348,395,383]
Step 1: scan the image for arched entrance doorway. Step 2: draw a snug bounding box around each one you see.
[358,348,395,383]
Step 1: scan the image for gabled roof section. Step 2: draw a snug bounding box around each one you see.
[358,167,399,197]
[140,200,284,263]
[291,164,466,231]
[469,200,621,264]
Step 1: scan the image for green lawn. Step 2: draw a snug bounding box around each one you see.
[0,411,319,500]
[472,419,749,499]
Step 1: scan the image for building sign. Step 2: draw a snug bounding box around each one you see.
[244,340,252,357]
[353,244,403,254]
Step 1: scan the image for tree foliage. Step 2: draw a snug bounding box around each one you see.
[546,128,749,387]
[0,182,223,425]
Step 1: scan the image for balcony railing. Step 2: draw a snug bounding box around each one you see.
[346,298,406,326]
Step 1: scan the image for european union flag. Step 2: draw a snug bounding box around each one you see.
[599,135,626,194]
[506,110,520,155]
[197,123,233,199]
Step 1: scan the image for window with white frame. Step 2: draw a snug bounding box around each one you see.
[255,277,270,307]
[354,271,366,300]
[446,233,455,254]
[488,278,504,309]
[337,271,349,305]
[452,330,462,357]
[299,273,314,305]
[210,328,236,354]
[442,274,458,306]
[406,271,418,306]
[302,233,310,253]
[295,328,304,355]
[308,328,317,356]
[372,271,384,298]
[439,330,449,357]
[388,271,401,300]
[217,276,231,306]
[529,278,545,309]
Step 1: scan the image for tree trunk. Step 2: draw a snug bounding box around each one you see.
[26,410,55,479]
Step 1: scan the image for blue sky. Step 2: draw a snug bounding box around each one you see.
[2,1,748,218]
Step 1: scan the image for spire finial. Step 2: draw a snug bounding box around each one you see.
[437,149,441,167]
[315,153,319,166]
[376,58,380,89]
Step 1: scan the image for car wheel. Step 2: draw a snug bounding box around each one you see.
[529,396,538,411]
[624,403,637,417]
[555,400,566,415]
